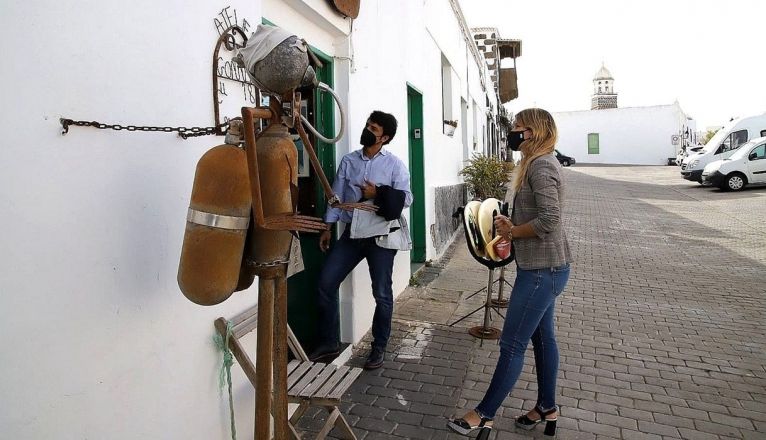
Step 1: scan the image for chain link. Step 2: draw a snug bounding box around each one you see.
[60,118,228,140]
[245,258,291,269]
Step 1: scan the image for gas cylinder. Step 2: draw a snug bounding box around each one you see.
[238,123,298,284]
[178,144,251,305]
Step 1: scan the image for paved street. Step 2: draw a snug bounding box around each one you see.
[300,165,766,439]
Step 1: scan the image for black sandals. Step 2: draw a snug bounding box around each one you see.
[446,412,493,436]
[515,405,559,437]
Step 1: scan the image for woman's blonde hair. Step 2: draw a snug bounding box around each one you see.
[511,108,558,192]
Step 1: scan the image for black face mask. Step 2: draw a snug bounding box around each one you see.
[360,128,379,147]
[507,130,526,151]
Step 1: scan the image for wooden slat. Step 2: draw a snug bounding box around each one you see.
[328,367,363,400]
[287,359,301,376]
[286,362,314,390]
[226,304,259,337]
[315,366,349,398]
[289,363,325,395]
[298,364,337,398]
[228,303,258,327]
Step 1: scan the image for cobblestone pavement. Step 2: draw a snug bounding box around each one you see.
[298,166,766,439]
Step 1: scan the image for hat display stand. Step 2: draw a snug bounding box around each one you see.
[450,199,514,343]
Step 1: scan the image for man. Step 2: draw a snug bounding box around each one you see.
[309,110,412,370]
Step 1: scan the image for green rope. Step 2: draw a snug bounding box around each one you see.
[213,321,237,440]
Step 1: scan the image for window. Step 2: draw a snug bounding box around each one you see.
[441,54,453,133]
[588,133,599,154]
[717,129,748,154]
[750,144,766,160]
[761,130,766,137]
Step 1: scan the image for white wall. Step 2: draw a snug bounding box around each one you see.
[554,104,686,165]
[334,0,497,342]
[0,1,276,438]
[0,1,500,435]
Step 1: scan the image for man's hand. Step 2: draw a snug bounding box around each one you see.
[493,215,514,240]
[359,180,377,200]
[319,230,332,253]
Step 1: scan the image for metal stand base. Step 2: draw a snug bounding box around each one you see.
[450,267,510,344]
[469,326,501,339]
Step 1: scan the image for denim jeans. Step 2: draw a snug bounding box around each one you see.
[316,228,397,352]
[475,263,571,419]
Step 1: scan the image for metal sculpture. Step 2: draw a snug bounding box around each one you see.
[180,23,375,439]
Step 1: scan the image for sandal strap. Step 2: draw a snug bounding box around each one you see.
[451,416,493,430]
[451,418,472,430]
[478,417,493,428]
[535,404,559,420]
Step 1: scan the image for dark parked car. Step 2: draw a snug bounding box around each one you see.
[555,149,575,166]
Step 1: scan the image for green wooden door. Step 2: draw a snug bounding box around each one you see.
[286,49,335,351]
[407,85,426,263]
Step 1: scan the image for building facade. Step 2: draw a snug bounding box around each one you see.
[0,0,515,437]
[554,64,695,165]
[555,102,696,165]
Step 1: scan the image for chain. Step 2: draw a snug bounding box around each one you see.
[245,258,291,269]
[60,118,229,140]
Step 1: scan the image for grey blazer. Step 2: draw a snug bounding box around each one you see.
[511,153,573,270]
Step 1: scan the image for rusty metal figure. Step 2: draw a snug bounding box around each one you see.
[180,24,374,439]
[239,92,373,439]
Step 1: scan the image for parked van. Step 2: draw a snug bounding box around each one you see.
[681,112,766,183]
[702,136,766,191]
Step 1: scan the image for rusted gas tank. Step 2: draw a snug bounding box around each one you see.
[178,144,251,305]
[237,123,298,288]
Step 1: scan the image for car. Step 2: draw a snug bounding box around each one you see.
[701,136,766,191]
[681,112,766,183]
[676,145,703,166]
[555,149,575,166]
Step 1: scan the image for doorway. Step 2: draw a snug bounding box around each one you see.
[407,84,426,263]
[285,48,335,351]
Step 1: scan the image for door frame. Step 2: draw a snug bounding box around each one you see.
[407,83,426,263]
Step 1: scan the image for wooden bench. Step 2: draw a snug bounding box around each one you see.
[215,304,362,439]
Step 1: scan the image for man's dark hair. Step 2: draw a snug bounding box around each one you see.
[369,110,397,145]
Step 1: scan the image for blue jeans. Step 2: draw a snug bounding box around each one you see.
[475,263,570,419]
[316,228,397,352]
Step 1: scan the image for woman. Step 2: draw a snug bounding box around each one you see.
[447,108,572,437]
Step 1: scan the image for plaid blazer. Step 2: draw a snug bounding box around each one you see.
[511,153,573,270]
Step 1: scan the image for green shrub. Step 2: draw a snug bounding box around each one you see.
[459,153,511,200]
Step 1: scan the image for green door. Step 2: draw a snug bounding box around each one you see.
[286,49,335,351]
[407,85,426,263]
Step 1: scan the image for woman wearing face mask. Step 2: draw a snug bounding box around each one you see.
[448,108,572,438]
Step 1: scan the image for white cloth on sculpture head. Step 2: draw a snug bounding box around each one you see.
[236,24,297,90]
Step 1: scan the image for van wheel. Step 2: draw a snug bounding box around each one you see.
[725,172,747,191]
[562,160,570,167]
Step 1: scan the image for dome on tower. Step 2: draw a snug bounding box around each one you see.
[594,64,613,80]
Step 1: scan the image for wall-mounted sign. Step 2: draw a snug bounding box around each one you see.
[212,6,258,132]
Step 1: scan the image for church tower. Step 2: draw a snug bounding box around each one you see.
[591,64,617,110]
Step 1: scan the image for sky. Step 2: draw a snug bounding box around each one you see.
[460,0,766,130]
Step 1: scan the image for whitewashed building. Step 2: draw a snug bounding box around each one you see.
[554,65,696,165]
[0,0,518,437]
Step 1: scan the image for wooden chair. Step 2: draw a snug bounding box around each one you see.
[215,304,362,439]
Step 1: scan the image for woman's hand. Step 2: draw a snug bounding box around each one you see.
[494,215,514,240]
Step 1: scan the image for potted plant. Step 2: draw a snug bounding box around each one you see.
[443,119,458,137]
[458,153,510,200]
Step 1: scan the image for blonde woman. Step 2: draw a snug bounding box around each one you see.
[448,108,572,438]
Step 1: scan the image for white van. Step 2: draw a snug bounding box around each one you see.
[681,112,766,183]
[701,136,766,191]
